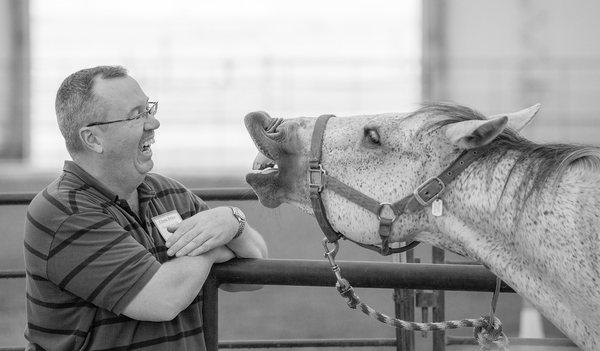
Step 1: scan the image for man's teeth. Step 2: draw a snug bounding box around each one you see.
[141,138,155,150]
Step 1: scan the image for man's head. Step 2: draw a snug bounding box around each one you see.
[56,66,160,183]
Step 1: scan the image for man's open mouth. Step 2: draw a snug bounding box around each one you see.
[139,137,155,156]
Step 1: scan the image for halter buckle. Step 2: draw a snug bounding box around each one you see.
[308,162,326,192]
[414,177,445,206]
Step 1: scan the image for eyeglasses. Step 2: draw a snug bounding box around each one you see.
[86,101,158,127]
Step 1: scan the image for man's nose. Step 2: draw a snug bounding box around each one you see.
[145,115,160,130]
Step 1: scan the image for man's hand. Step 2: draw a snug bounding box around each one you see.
[165,207,237,257]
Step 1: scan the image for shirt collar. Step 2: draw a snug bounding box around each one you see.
[63,160,156,203]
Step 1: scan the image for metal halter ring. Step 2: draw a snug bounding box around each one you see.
[322,237,340,262]
[377,203,396,222]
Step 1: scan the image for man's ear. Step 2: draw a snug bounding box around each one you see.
[489,103,541,132]
[79,127,103,153]
[445,116,508,149]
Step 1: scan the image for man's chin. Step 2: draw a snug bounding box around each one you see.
[135,158,154,175]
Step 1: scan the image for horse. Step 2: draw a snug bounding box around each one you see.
[244,103,600,350]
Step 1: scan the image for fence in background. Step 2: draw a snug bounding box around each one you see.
[0,188,576,351]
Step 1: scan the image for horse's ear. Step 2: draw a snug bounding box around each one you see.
[489,103,541,132]
[445,116,508,149]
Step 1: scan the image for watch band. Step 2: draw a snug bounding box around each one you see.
[230,206,246,240]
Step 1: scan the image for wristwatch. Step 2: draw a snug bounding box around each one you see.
[229,206,246,240]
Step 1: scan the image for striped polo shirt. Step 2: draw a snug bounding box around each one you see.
[24,161,209,351]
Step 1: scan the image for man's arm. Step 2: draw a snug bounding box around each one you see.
[166,206,268,260]
[121,246,234,321]
[224,224,267,259]
[163,207,268,293]
[219,224,268,292]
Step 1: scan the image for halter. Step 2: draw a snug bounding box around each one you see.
[308,114,483,255]
[307,114,508,349]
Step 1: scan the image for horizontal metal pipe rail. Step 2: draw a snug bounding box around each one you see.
[211,259,514,292]
[218,338,398,348]
[0,187,258,205]
[2,259,514,291]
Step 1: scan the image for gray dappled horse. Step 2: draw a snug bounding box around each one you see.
[245,103,599,350]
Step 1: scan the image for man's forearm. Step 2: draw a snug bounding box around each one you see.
[122,251,224,321]
[225,225,268,259]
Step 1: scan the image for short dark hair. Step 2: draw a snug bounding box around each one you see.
[55,65,128,155]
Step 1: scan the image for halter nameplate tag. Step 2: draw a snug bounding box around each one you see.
[431,199,443,217]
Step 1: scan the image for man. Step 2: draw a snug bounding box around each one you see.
[23,66,268,350]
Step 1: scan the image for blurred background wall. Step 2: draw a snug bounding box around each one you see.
[424,0,600,144]
[1,0,599,182]
[0,0,28,161]
[17,0,420,180]
[2,1,599,180]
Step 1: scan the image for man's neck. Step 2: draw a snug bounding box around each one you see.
[73,158,142,200]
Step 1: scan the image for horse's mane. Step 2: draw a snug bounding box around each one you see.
[417,102,600,211]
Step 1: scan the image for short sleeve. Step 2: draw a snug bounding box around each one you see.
[46,211,161,314]
[189,191,209,213]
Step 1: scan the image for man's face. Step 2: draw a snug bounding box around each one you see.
[92,75,160,182]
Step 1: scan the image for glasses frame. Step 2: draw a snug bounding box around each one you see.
[86,101,158,127]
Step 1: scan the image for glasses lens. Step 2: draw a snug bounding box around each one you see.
[148,102,158,117]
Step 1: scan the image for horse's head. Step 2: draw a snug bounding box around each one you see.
[245,103,540,246]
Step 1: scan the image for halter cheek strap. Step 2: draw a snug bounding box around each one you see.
[309,114,483,256]
[308,114,342,243]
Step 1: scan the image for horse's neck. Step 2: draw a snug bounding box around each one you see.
[431,153,600,349]
[441,153,600,266]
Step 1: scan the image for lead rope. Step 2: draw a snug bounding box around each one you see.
[323,239,509,350]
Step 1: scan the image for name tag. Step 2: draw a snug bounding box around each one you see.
[151,210,182,241]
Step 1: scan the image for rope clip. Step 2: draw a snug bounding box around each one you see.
[336,279,358,309]
[322,238,339,263]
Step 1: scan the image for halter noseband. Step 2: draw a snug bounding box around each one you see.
[308,114,482,256]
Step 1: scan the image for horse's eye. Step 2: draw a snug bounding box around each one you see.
[364,128,381,146]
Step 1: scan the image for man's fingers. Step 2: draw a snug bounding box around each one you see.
[188,238,217,256]
[174,237,208,257]
[167,229,200,256]
[165,222,192,247]
[187,245,207,257]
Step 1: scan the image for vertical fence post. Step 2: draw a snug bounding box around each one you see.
[202,273,219,351]
[432,247,446,351]
[394,246,415,351]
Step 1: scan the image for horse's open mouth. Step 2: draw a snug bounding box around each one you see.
[244,111,286,207]
[249,152,279,178]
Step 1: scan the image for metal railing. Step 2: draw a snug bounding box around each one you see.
[0,188,576,350]
[3,259,508,350]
